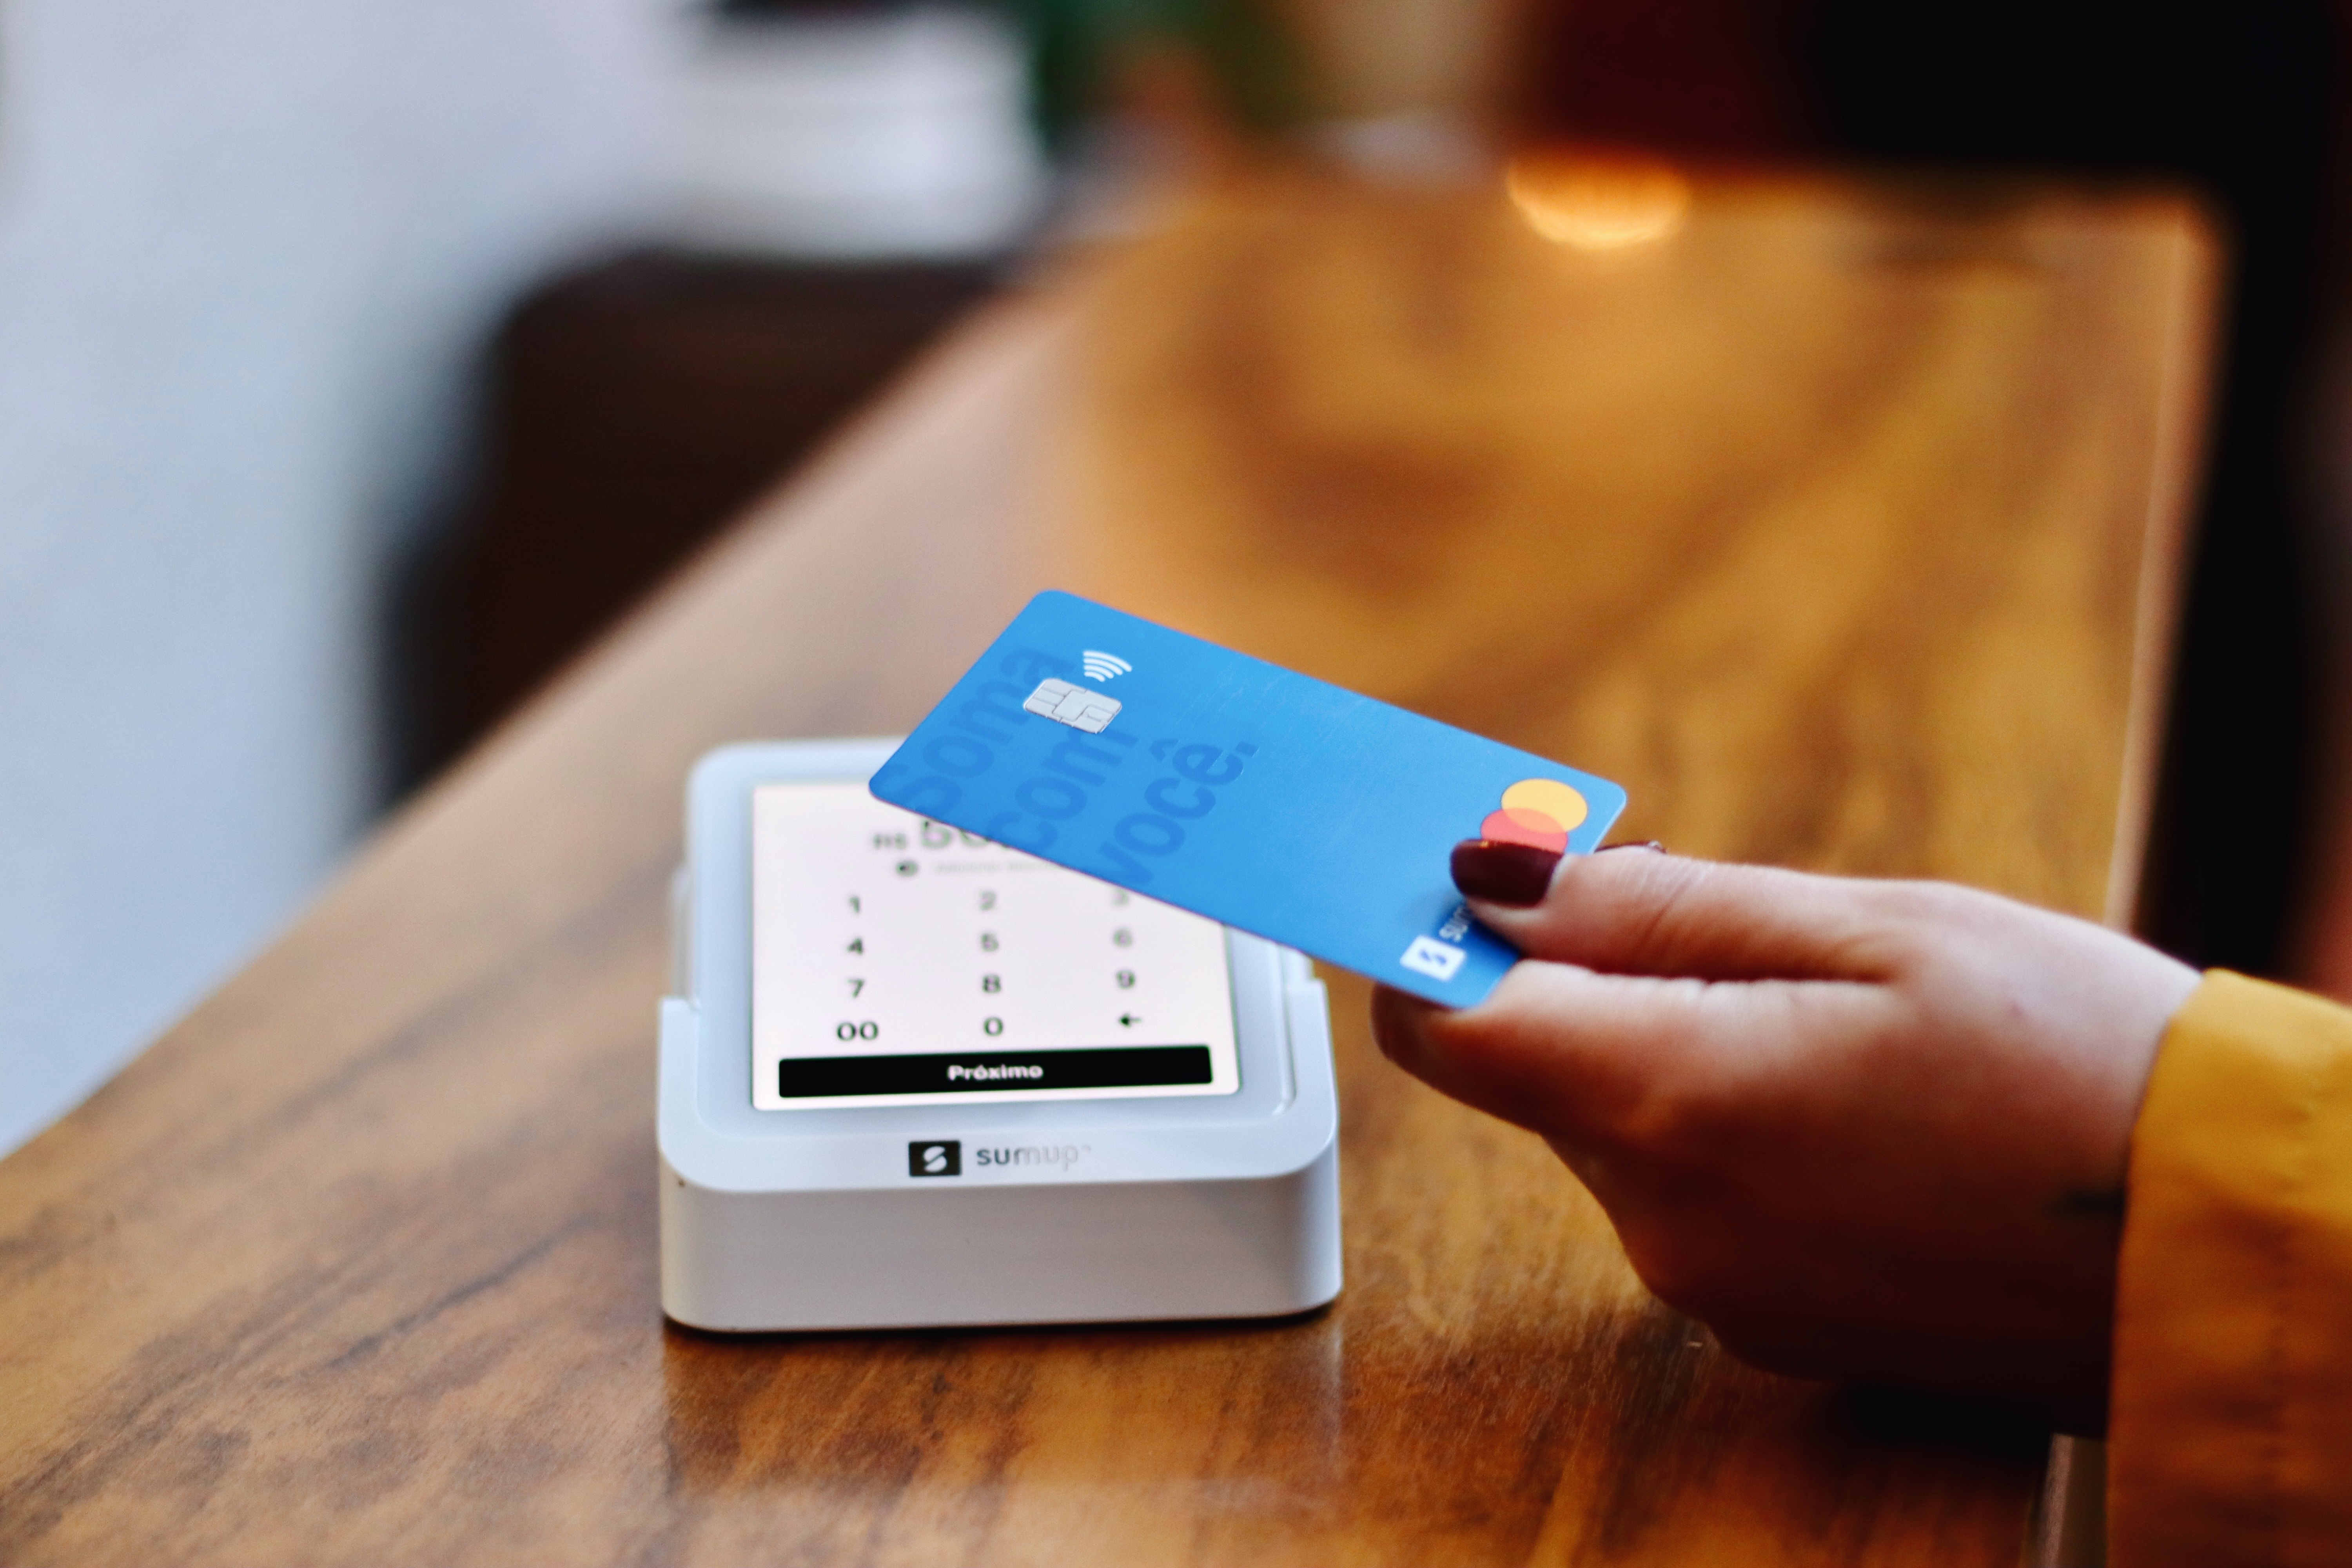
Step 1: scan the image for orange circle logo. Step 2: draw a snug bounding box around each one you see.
[1480,778,1588,853]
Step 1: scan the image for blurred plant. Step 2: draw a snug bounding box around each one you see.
[707,0,1310,153]
[1007,0,1311,148]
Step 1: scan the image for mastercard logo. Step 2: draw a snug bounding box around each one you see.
[1480,779,1589,854]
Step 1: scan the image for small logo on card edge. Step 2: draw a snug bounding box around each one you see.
[1399,936,1467,982]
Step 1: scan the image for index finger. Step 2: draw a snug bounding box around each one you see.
[1373,956,1894,1147]
[1468,851,1922,983]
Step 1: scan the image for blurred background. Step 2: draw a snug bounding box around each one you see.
[3,0,2348,1155]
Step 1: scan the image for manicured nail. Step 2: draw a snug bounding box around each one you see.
[1599,840,1667,854]
[1451,839,1562,906]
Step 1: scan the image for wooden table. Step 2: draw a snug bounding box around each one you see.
[0,159,2212,1565]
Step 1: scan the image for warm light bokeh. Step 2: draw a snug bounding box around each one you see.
[1506,152,1692,250]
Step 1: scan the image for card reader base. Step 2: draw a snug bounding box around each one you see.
[661,1142,1339,1332]
[657,966,1342,1332]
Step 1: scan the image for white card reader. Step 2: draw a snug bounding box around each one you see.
[660,739,1343,1331]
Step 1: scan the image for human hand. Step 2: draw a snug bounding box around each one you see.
[1370,844,2201,1433]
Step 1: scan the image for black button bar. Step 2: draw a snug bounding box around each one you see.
[778,1045,1213,1099]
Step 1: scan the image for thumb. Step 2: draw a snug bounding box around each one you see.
[1454,845,1909,983]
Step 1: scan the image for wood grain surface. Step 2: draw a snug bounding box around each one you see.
[0,162,2212,1566]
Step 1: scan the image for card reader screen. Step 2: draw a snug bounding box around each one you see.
[750,782,1241,1109]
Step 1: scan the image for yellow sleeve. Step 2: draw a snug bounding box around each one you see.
[2110,970,2352,1566]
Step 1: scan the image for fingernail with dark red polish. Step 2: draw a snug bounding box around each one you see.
[1451,839,1562,906]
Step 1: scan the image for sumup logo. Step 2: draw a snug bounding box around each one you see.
[908,1140,962,1177]
[1399,935,1467,982]
[975,1143,1089,1171]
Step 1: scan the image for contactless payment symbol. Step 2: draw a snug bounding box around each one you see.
[1080,650,1131,682]
[1479,778,1589,852]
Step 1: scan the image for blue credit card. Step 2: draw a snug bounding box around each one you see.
[870,591,1627,1006]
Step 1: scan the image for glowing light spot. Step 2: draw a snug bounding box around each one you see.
[1507,153,1691,251]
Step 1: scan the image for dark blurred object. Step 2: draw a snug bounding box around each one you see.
[1824,0,2339,981]
[1519,0,2343,978]
[395,252,996,789]
[1516,0,1831,154]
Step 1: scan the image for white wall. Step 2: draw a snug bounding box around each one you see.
[0,0,669,1154]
